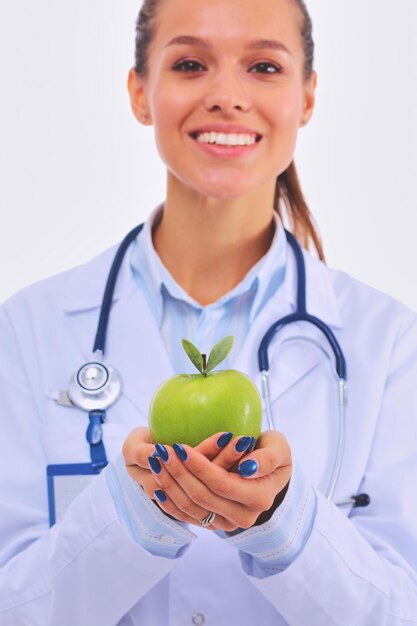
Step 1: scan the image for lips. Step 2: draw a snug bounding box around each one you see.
[189,129,263,152]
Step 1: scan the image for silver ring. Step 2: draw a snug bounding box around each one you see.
[200,511,216,528]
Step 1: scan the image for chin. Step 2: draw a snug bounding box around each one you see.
[192,173,257,200]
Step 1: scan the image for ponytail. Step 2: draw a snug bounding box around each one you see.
[274,161,325,261]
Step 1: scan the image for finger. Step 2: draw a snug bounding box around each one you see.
[148,448,218,522]
[211,435,256,471]
[122,427,158,468]
[126,463,161,500]
[194,431,234,460]
[152,489,237,532]
[236,431,292,481]
[166,442,267,512]
[125,462,217,527]
[171,441,289,514]
[154,444,245,526]
[152,488,207,526]
[194,431,256,471]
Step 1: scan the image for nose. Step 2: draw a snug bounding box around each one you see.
[203,68,252,114]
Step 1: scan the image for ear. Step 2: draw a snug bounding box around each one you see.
[299,70,317,128]
[127,68,152,125]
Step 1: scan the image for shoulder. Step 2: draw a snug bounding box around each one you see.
[332,264,415,322]
[0,243,120,325]
[307,252,417,343]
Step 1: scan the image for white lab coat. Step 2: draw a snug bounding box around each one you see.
[0,236,417,626]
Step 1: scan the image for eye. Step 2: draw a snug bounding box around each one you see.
[172,59,206,73]
[249,62,282,74]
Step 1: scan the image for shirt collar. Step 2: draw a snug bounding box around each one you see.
[129,205,288,325]
[62,209,343,333]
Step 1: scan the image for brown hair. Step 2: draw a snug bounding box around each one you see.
[134,0,325,260]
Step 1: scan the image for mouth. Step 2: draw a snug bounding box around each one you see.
[189,130,263,148]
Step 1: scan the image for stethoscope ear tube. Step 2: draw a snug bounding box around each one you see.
[93,223,145,354]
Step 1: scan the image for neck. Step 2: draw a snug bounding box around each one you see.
[151,175,278,305]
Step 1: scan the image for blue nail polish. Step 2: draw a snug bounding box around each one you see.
[246,437,256,452]
[155,443,169,462]
[148,455,162,474]
[217,432,233,448]
[235,436,251,452]
[173,443,187,461]
[238,459,258,477]
[154,489,167,503]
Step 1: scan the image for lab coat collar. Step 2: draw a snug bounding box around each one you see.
[61,229,344,418]
[62,242,138,314]
[62,223,342,331]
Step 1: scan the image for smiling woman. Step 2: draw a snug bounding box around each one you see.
[1,0,417,625]
[125,0,321,304]
[132,0,324,273]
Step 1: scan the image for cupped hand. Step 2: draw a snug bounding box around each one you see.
[122,427,258,528]
[123,428,292,532]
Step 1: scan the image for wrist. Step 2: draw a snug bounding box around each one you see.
[253,478,290,527]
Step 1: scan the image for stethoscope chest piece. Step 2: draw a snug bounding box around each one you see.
[68,360,122,411]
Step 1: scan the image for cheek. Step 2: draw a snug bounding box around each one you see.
[151,93,193,162]
[265,89,303,154]
[274,87,304,126]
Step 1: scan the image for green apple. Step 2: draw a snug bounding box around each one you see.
[148,336,262,447]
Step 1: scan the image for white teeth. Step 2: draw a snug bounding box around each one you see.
[195,131,258,146]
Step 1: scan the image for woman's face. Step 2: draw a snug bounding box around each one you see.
[129,0,317,200]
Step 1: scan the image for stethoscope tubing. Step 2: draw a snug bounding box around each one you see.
[69,221,369,508]
[93,223,144,355]
[258,311,347,379]
[258,231,349,503]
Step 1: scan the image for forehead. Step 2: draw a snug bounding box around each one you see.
[151,0,303,56]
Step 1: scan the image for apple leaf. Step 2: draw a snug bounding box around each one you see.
[181,339,204,374]
[205,336,234,373]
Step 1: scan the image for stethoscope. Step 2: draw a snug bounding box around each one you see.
[66,222,370,509]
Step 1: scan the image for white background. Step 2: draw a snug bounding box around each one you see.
[1,1,416,308]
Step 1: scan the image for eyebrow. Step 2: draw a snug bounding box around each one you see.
[166,35,292,56]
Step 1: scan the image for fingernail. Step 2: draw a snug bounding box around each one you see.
[217,432,233,448]
[246,437,256,452]
[238,459,258,478]
[235,436,251,453]
[148,455,162,474]
[154,489,167,503]
[173,443,187,461]
[155,443,169,462]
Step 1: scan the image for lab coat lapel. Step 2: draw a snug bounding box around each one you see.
[235,241,344,407]
[63,242,174,419]
[105,289,174,418]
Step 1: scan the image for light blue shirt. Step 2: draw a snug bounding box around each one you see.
[105,205,316,577]
[128,204,287,373]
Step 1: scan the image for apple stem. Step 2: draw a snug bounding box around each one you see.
[202,353,207,376]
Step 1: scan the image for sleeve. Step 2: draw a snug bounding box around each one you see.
[0,303,186,626]
[219,463,317,578]
[105,452,195,559]
[228,315,417,624]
